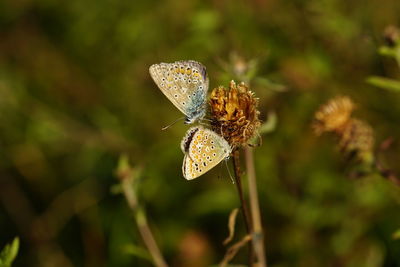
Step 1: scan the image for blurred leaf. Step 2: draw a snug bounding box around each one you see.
[366,76,400,92]
[378,46,398,58]
[393,229,400,240]
[223,208,239,245]
[0,237,19,267]
[259,112,277,135]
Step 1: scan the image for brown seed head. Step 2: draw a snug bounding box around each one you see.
[209,80,261,148]
[339,118,374,162]
[313,96,355,135]
[383,25,400,47]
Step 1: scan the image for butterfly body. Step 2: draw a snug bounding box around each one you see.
[149,60,209,124]
[181,126,231,180]
[183,89,206,124]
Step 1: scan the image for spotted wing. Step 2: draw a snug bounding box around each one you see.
[180,126,199,153]
[182,127,231,180]
[149,60,209,117]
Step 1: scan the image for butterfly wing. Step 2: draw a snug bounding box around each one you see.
[180,126,199,153]
[149,60,209,119]
[182,127,231,180]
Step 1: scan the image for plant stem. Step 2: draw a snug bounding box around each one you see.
[121,177,168,267]
[244,146,267,267]
[232,149,254,264]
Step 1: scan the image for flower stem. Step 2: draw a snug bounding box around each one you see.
[232,149,254,264]
[244,146,267,267]
[120,175,168,267]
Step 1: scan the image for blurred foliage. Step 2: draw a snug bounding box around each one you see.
[367,30,400,92]
[367,76,400,92]
[0,0,400,266]
[0,238,19,267]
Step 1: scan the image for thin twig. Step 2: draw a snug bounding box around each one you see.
[232,149,254,265]
[121,178,168,267]
[244,146,267,267]
[119,166,168,267]
[220,235,252,267]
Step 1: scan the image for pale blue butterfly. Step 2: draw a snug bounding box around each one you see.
[149,60,209,125]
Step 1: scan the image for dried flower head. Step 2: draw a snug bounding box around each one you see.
[209,80,261,148]
[383,25,400,47]
[339,118,374,162]
[313,96,375,163]
[313,96,355,135]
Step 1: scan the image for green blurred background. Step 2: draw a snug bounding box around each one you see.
[1,0,400,266]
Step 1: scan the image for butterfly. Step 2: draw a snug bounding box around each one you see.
[180,126,232,180]
[149,60,209,124]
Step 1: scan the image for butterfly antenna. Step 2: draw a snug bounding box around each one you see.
[224,159,235,184]
[161,117,185,130]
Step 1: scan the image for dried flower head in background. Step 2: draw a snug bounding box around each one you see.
[339,119,374,161]
[383,25,400,47]
[209,80,261,148]
[312,96,374,163]
[313,96,355,135]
